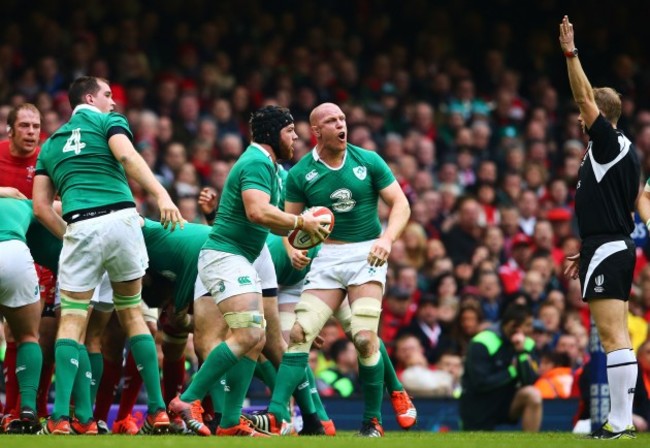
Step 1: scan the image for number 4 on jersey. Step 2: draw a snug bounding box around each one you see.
[62,128,86,155]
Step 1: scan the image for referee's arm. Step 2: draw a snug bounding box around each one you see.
[559,16,599,128]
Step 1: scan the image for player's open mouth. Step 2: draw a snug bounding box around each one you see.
[337,132,346,140]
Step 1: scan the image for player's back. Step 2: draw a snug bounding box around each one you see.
[37,106,134,216]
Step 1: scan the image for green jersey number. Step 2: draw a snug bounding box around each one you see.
[62,128,86,155]
[330,188,356,213]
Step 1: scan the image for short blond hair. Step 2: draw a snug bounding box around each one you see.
[593,87,621,124]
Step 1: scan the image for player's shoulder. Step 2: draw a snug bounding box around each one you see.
[347,143,383,163]
[0,139,9,159]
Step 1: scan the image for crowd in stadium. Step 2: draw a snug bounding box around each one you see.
[2,0,650,436]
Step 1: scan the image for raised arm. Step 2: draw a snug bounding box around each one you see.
[559,15,599,128]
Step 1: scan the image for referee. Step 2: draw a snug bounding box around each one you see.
[560,15,640,440]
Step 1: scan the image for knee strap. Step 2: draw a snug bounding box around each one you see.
[334,301,352,336]
[279,311,296,333]
[350,297,382,338]
[60,293,90,317]
[113,292,141,311]
[223,310,265,329]
[289,293,333,353]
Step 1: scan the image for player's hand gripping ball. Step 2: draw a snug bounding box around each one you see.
[288,206,335,249]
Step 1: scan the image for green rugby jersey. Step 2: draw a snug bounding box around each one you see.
[285,143,395,242]
[36,105,134,216]
[0,198,62,273]
[0,198,33,243]
[266,233,320,286]
[142,218,210,309]
[204,144,280,262]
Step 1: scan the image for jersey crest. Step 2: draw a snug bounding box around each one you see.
[353,166,367,180]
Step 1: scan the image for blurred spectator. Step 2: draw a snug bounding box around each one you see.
[460,304,541,431]
[451,301,485,357]
[534,350,574,399]
[380,286,416,355]
[442,196,482,266]
[317,339,360,398]
[396,293,456,364]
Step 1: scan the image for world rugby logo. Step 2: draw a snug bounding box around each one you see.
[594,274,604,293]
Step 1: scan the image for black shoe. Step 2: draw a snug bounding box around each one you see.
[205,413,221,435]
[299,412,325,436]
[96,419,110,434]
[7,408,41,434]
[590,421,636,439]
[358,417,384,437]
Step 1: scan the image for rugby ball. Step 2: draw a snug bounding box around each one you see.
[288,206,335,250]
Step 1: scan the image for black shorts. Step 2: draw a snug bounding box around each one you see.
[579,235,635,301]
[460,388,517,430]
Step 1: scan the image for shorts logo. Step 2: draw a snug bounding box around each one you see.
[368,267,376,275]
[305,169,318,182]
[238,276,252,285]
[594,274,605,293]
[353,166,367,180]
[216,280,226,293]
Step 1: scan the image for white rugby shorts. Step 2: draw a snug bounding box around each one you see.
[198,249,261,303]
[59,208,148,292]
[0,240,40,308]
[303,239,387,291]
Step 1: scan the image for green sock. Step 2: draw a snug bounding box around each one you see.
[71,345,93,423]
[293,369,316,416]
[358,354,385,424]
[129,334,165,413]
[306,368,329,421]
[53,339,79,419]
[88,352,104,406]
[268,352,308,422]
[16,342,42,411]
[220,356,257,428]
[380,340,403,392]
[209,375,226,414]
[181,342,238,403]
[254,359,277,392]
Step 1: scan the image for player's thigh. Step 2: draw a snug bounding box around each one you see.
[253,244,278,293]
[0,241,41,341]
[103,209,148,285]
[0,240,40,304]
[58,221,104,293]
[198,249,262,305]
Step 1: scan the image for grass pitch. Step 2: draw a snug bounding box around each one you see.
[1,431,650,448]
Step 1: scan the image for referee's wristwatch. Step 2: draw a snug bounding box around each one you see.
[565,48,579,58]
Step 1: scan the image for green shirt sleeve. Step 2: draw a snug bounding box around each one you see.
[104,113,134,140]
[368,150,396,191]
[240,160,274,195]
